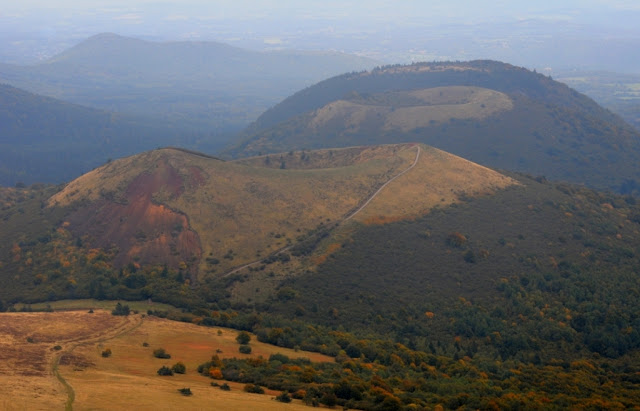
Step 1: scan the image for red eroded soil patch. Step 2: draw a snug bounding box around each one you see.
[67,159,202,271]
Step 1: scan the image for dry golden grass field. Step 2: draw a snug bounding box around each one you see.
[351,144,516,223]
[0,304,332,410]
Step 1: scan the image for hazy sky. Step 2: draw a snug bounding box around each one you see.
[2,0,639,69]
[4,0,640,25]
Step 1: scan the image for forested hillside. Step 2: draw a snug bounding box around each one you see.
[230,61,640,194]
[0,84,201,185]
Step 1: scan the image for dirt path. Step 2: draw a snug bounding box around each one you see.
[222,243,294,277]
[51,314,144,411]
[222,144,421,277]
[344,144,421,221]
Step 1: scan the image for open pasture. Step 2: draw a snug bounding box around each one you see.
[0,307,331,410]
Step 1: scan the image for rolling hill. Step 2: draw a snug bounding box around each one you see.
[0,83,205,186]
[0,33,377,133]
[1,143,640,408]
[229,60,640,194]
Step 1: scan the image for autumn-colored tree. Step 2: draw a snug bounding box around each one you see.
[446,232,468,248]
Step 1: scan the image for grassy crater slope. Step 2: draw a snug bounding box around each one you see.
[0,143,514,304]
[229,60,640,194]
[49,144,514,276]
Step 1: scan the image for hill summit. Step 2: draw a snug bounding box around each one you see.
[2,143,514,302]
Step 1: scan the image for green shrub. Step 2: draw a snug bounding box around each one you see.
[153,348,171,359]
[464,250,477,263]
[178,387,192,396]
[235,331,251,344]
[157,366,173,376]
[239,345,252,354]
[172,362,186,374]
[101,348,112,357]
[446,232,468,248]
[276,392,292,403]
[111,302,130,316]
[220,383,231,391]
[243,384,265,394]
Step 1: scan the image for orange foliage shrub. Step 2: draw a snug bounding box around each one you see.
[11,243,21,262]
[246,357,267,367]
[312,243,342,265]
[446,232,467,248]
[209,368,223,379]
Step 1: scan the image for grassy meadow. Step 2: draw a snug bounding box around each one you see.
[0,304,332,410]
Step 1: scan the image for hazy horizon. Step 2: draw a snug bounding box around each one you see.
[2,1,640,73]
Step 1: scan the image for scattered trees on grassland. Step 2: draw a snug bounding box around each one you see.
[235,331,251,345]
[153,348,171,359]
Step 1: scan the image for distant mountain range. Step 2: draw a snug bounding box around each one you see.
[229,60,640,194]
[0,33,378,133]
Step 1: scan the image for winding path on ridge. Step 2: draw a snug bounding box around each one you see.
[51,314,144,411]
[344,144,421,221]
[222,144,422,277]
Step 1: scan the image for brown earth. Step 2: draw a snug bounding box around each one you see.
[0,311,129,410]
[66,159,202,273]
[0,309,333,410]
